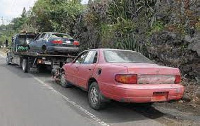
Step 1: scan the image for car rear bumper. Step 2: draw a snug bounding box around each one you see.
[100,84,184,103]
[47,46,79,53]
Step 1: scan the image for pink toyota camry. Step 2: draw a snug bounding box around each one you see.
[61,49,184,110]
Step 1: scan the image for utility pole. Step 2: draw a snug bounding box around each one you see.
[1,17,4,25]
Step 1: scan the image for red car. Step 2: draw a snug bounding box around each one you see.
[61,49,184,110]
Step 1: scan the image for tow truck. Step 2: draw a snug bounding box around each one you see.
[6,32,76,80]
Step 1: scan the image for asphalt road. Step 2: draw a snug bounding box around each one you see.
[0,53,195,126]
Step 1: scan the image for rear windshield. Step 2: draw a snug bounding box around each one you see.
[51,33,73,39]
[104,50,153,63]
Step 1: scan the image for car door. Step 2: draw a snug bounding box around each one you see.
[66,51,88,85]
[76,51,98,89]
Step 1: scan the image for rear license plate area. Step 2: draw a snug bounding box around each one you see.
[44,61,51,65]
[151,92,168,102]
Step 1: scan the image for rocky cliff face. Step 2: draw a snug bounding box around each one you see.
[188,32,200,56]
[146,0,200,90]
[147,31,200,80]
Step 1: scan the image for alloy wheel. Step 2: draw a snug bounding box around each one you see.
[90,87,99,105]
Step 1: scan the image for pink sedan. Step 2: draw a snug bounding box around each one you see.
[61,49,184,110]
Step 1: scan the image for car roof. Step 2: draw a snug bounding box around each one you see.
[89,48,137,52]
[42,32,69,35]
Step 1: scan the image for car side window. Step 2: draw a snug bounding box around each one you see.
[34,34,41,40]
[83,51,97,64]
[75,51,88,64]
[39,33,46,39]
[44,33,50,39]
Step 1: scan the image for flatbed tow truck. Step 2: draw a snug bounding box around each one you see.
[6,32,77,82]
[6,50,76,84]
[7,51,75,73]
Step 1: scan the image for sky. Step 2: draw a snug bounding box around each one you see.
[0,0,89,25]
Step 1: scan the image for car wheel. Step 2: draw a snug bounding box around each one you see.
[60,72,72,88]
[22,59,29,73]
[42,45,47,54]
[6,55,11,65]
[88,82,106,110]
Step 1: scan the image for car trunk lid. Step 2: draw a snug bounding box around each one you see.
[110,63,180,84]
[51,38,75,47]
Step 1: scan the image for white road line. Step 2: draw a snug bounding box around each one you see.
[0,53,109,126]
[30,74,110,126]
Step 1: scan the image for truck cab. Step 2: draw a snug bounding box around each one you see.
[6,32,37,66]
[12,32,37,53]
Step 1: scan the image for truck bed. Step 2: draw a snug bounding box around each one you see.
[13,51,76,58]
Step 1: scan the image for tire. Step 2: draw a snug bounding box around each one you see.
[6,55,11,65]
[42,45,47,54]
[22,59,29,73]
[19,58,23,68]
[88,82,106,110]
[60,72,72,88]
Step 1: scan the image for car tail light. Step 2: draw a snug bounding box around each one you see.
[52,40,63,44]
[174,75,181,84]
[73,41,80,46]
[115,74,137,84]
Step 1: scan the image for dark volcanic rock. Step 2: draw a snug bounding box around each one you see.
[147,31,200,81]
[188,32,200,56]
[196,87,200,99]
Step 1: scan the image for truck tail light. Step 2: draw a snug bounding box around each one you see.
[52,40,63,44]
[37,59,43,64]
[115,74,137,84]
[175,75,181,84]
[73,41,80,46]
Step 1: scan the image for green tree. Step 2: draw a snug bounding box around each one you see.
[29,0,84,33]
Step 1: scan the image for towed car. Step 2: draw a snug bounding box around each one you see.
[61,49,184,110]
[29,32,80,55]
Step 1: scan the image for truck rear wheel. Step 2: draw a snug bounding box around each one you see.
[22,59,29,73]
[6,55,11,65]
